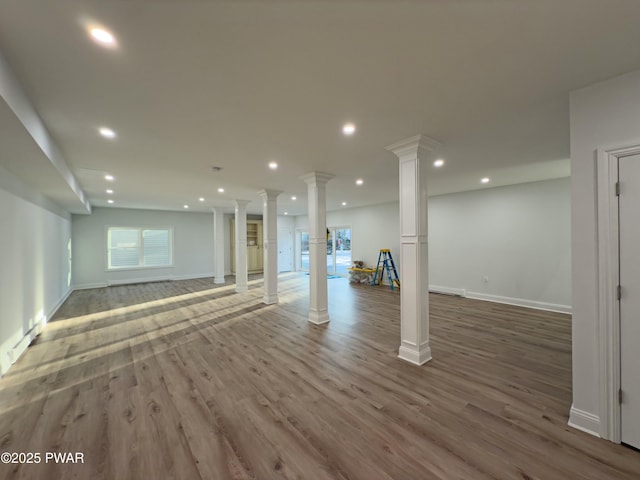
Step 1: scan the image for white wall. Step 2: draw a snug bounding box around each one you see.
[295,202,401,269]
[0,166,72,375]
[429,178,571,311]
[569,68,640,436]
[72,207,217,288]
[294,178,570,310]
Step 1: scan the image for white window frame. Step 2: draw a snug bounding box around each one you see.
[106,226,174,271]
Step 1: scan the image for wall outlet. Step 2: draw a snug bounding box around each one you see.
[482,275,489,283]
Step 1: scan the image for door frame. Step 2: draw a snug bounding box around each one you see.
[296,228,309,272]
[596,141,640,443]
[327,225,352,276]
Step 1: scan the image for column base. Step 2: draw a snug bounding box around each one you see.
[214,276,226,285]
[398,343,432,366]
[235,285,248,293]
[308,309,330,325]
[263,294,279,305]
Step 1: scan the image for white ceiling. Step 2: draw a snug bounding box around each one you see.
[1,0,640,215]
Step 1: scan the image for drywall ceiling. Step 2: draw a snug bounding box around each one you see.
[1,0,639,215]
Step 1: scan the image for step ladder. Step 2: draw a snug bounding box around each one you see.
[372,249,400,290]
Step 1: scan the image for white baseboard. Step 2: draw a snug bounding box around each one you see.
[49,288,73,319]
[1,287,72,376]
[76,273,216,290]
[429,285,466,297]
[108,276,172,286]
[72,282,108,290]
[172,272,215,281]
[465,291,572,314]
[568,405,601,437]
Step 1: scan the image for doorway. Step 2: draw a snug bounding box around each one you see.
[296,231,310,272]
[328,227,352,276]
[596,144,640,447]
[618,153,640,449]
[296,228,351,276]
[278,228,293,272]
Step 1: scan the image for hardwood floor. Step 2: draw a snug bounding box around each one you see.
[1,273,639,479]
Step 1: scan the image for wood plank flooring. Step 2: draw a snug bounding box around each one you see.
[1,273,639,479]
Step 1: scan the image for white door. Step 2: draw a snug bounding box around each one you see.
[619,153,640,449]
[278,229,292,272]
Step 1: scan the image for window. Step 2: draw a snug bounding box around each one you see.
[296,227,352,276]
[107,227,172,269]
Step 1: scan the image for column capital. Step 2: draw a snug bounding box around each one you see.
[300,171,335,185]
[257,189,283,199]
[234,199,250,208]
[386,134,441,160]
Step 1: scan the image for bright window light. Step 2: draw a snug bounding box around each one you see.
[107,227,172,270]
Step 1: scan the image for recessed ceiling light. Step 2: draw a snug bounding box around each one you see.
[268,161,278,170]
[291,196,296,200]
[355,178,364,186]
[99,127,116,138]
[199,197,205,202]
[342,123,356,136]
[106,189,113,194]
[104,174,114,181]
[341,201,347,206]
[89,27,116,46]
[107,199,114,204]
[184,205,189,209]
[284,212,289,215]
[217,188,224,193]
[481,177,490,184]
[433,159,445,167]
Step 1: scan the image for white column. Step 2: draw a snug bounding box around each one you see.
[212,207,226,284]
[258,189,282,304]
[234,200,250,293]
[386,135,440,365]
[301,172,335,324]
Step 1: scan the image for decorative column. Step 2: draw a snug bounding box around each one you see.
[213,207,226,284]
[301,172,335,324]
[386,135,440,365]
[258,189,282,304]
[234,200,250,293]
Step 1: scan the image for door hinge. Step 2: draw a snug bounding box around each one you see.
[615,181,621,196]
[617,285,622,300]
[619,388,623,404]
